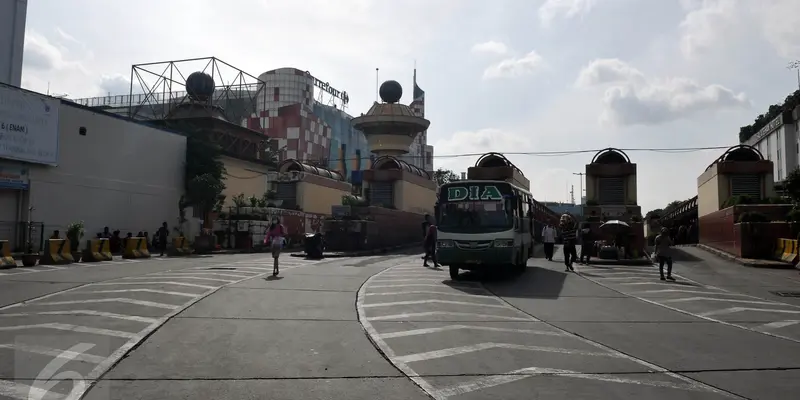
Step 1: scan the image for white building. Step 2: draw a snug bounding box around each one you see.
[0,0,26,87]
[743,106,800,182]
[0,84,185,250]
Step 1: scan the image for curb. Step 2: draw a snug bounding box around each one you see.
[696,244,797,269]
[291,242,424,258]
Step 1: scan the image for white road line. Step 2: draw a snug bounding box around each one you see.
[198,267,271,272]
[365,291,500,300]
[32,298,180,310]
[88,281,216,289]
[753,320,800,331]
[633,289,744,296]
[0,323,137,338]
[0,343,107,364]
[362,299,510,309]
[377,325,565,339]
[379,273,448,278]
[0,310,157,323]
[372,278,457,283]
[0,379,52,400]
[592,276,658,281]
[367,311,536,321]
[661,297,794,307]
[154,271,254,279]
[122,276,236,283]
[698,307,800,318]
[432,367,704,398]
[395,342,620,363]
[75,289,198,298]
[617,282,689,286]
[369,283,485,290]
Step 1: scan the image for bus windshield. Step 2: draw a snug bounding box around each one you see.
[437,182,515,233]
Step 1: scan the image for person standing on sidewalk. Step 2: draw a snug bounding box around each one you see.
[559,214,578,272]
[156,222,169,257]
[541,223,556,261]
[423,215,440,268]
[578,223,594,265]
[265,217,286,276]
[654,227,676,281]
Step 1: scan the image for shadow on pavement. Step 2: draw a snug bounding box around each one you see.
[670,247,705,262]
[265,275,284,281]
[441,265,567,299]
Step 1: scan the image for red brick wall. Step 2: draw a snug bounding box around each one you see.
[699,207,736,255]
[700,204,794,257]
[734,222,792,258]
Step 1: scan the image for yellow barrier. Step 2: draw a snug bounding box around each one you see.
[0,240,15,268]
[777,238,798,263]
[83,239,113,262]
[171,236,192,256]
[40,239,74,265]
[123,237,151,259]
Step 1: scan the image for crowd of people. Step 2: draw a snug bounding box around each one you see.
[50,222,172,256]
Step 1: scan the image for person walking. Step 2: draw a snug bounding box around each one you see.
[423,215,440,268]
[265,217,287,276]
[654,227,676,281]
[578,222,594,265]
[156,222,169,257]
[541,223,556,261]
[560,214,578,272]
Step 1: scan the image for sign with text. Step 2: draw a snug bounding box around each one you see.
[0,85,60,165]
[0,162,29,189]
[446,185,504,201]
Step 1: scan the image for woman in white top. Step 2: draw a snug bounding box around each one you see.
[541,224,557,261]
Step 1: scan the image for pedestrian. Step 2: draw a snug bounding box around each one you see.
[559,214,578,272]
[265,217,286,276]
[421,214,431,261]
[156,222,169,257]
[578,222,594,265]
[654,227,676,281]
[541,223,556,261]
[422,215,440,268]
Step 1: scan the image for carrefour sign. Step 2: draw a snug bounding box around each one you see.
[446,185,503,201]
[0,85,60,166]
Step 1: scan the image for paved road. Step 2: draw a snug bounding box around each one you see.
[3,247,800,399]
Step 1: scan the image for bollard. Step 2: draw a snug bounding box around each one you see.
[0,240,15,269]
[170,237,192,256]
[40,239,74,265]
[83,239,114,262]
[123,237,151,259]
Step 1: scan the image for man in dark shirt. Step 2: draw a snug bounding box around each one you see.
[422,215,439,268]
[156,222,169,257]
[560,214,578,272]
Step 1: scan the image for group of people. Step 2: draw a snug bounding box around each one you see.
[541,217,595,271]
[49,222,172,256]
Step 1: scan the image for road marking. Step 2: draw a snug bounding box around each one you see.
[0,310,157,323]
[31,298,180,310]
[0,379,51,400]
[362,299,510,309]
[661,297,796,307]
[367,311,536,321]
[432,367,705,398]
[633,289,745,296]
[154,271,254,279]
[377,325,565,339]
[395,342,620,363]
[592,276,658,281]
[122,276,236,283]
[369,283,484,290]
[699,307,800,317]
[88,281,215,289]
[753,320,800,331]
[372,278,459,283]
[75,289,198,298]
[0,343,107,364]
[365,291,500,300]
[0,323,136,338]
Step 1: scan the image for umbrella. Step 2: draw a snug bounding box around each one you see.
[599,220,631,234]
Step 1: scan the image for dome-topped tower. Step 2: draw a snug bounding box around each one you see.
[351,80,430,157]
[186,71,215,102]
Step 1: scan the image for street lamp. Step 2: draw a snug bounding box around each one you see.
[787,61,800,91]
[572,172,585,204]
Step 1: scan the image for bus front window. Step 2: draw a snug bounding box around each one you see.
[438,200,512,232]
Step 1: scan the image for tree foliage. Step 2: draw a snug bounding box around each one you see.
[432,168,459,186]
[784,167,800,204]
[184,133,227,217]
[739,89,800,143]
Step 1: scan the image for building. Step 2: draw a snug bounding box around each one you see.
[542,202,583,218]
[742,106,800,182]
[0,0,26,87]
[0,83,185,250]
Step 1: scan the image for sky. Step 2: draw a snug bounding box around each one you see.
[19,0,800,214]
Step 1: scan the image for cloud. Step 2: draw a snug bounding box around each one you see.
[678,0,800,60]
[471,41,509,55]
[576,58,749,126]
[538,0,597,27]
[483,51,544,79]
[98,74,134,96]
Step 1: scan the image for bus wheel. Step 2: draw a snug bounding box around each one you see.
[449,265,460,280]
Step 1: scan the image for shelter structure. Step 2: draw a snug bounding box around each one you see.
[697,144,775,217]
[582,148,640,220]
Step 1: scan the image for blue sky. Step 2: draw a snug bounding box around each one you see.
[20,0,800,213]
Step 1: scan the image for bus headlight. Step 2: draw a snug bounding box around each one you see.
[437,240,454,248]
[493,239,514,247]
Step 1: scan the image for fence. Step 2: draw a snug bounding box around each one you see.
[0,221,46,253]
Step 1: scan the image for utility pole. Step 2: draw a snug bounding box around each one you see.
[570,185,575,205]
[788,61,800,91]
[573,172,586,204]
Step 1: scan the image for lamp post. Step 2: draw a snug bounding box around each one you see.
[788,61,800,91]
[573,172,585,204]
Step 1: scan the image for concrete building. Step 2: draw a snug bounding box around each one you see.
[582,148,641,219]
[697,145,775,218]
[0,83,185,250]
[742,106,800,182]
[0,0,26,87]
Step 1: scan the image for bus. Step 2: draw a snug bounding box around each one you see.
[434,180,536,280]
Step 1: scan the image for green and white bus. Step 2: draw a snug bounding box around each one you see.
[434,180,536,280]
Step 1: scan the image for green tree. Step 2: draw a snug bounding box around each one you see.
[184,132,227,224]
[432,168,459,186]
[784,167,800,204]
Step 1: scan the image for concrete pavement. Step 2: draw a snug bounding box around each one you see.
[3,246,800,399]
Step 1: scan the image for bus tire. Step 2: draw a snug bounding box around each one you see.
[449,265,460,280]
